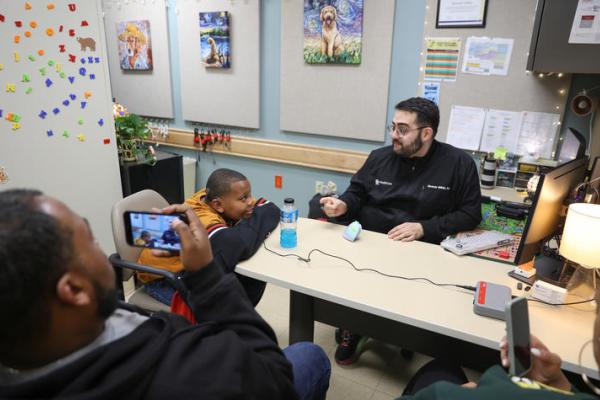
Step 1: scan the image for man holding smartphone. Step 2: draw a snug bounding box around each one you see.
[0,189,330,399]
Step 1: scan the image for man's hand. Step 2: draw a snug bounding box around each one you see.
[319,197,348,218]
[387,222,424,242]
[500,335,570,392]
[159,204,213,272]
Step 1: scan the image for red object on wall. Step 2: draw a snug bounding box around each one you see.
[68,3,76,12]
[275,175,283,189]
[15,20,23,27]
[81,20,88,27]
[68,54,76,62]
[68,28,75,37]
[103,138,111,145]
[0,14,5,22]
[59,44,66,52]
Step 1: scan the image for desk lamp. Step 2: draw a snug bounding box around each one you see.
[559,203,600,301]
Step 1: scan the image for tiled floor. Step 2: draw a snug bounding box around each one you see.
[256,284,481,400]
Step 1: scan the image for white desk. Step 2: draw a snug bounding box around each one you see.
[237,218,597,378]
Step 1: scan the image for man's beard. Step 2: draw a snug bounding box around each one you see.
[93,281,119,320]
[393,134,423,157]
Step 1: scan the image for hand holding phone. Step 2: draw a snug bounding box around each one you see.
[500,334,571,391]
[505,297,532,377]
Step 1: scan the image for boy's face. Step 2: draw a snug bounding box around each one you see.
[215,180,254,222]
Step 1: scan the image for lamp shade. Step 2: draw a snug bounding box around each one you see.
[560,203,600,268]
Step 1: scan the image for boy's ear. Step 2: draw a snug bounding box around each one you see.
[209,198,225,214]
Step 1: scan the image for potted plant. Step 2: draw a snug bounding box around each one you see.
[114,113,155,165]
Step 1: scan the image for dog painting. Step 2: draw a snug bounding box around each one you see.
[116,20,153,71]
[304,0,363,64]
[200,11,231,69]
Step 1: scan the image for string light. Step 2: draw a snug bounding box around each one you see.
[558,73,564,78]
[538,73,545,78]
[559,89,566,95]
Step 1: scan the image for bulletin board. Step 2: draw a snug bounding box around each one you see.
[177,0,260,129]
[280,0,395,142]
[420,0,571,153]
[0,0,122,252]
[102,0,174,119]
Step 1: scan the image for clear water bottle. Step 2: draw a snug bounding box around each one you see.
[280,197,298,248]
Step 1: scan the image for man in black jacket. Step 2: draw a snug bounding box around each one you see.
[0,189,330,399]
[320,97,482,365]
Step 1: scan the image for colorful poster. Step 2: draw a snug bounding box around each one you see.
[303,0,364,64]
[462,37,514,76]
[200,11,231,69]
[424,37,461,81]
[116,20,153,71]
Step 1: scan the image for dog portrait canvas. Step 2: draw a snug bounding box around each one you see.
[200,11,231,69]
[304,0,363,64]
[116,20,153,71]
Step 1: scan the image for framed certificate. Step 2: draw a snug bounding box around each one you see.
[436,0,488,28]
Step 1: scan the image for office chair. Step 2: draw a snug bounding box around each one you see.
[109,189,186,312]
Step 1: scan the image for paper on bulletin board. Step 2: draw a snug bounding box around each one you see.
[569,0,600,44]
[437,0,486,27]
[515,111,560,159]
[424,37,461,81]
[479,109,523,153]
[445,105,486,151]
[462,37,514,76]
[422,82,441,104]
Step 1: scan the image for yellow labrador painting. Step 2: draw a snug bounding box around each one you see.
[304,0,363,64]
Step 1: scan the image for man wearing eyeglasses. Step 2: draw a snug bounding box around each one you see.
[320,97,482,365]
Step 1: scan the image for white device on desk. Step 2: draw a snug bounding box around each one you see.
[343,221,362,242]
[441,231,514,255]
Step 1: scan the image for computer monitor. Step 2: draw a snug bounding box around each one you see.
[514,157,589,265]
[557,128,586,164]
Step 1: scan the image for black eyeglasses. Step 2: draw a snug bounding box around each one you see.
[387,124,428,137]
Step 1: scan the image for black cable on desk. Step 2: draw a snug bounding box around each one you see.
[263,243,598,307]
[262,243,477,292]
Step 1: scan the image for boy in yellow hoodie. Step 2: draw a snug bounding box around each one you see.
[138,168,279,306]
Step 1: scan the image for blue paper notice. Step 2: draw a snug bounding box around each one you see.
[423,82,441,105]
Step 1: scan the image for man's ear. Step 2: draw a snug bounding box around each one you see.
[56,272,94,307]
[422,127,435,142]
[209,198,225,214]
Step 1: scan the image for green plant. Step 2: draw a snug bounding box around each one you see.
[114,114,155,164]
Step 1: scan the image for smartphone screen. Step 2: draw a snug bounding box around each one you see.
[124,211,184,251]
[506,297,531,377]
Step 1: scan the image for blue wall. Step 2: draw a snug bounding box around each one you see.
[160,0,426,216]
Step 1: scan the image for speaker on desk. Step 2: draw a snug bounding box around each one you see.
[481,154,497,189]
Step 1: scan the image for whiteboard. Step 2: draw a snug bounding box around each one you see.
[177,0,260,129]
[280,0,395,141]
[0,0,122,252]
[102,0,174,119]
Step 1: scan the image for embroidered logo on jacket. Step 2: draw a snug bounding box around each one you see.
[426,184,451,191]
[375,179,392,186]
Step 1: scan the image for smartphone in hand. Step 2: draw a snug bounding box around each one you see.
[505,296,532,377]
[124,211,188,251]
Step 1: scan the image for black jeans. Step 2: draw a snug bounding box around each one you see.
[402,358,468,396]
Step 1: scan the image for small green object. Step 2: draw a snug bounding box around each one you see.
[48,60,55,66]
[39,67,47,76]
[59,72,66,78]
[21,74,30,82]
[494,146,508,161]
[12,114,22,122]
[25,87,32,94]
[62,130,69,138]
[78,119,84,125]
[28,55,36,62]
